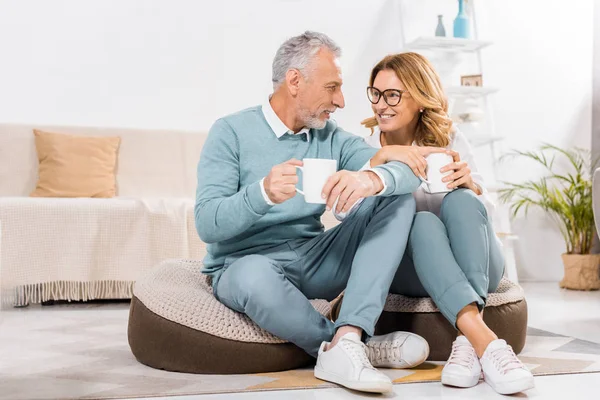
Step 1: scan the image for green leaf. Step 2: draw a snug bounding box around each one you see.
[499,144,594,254]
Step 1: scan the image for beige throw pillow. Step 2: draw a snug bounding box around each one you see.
[30,129,121,198]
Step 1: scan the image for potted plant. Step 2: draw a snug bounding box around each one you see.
[498,144,600,290]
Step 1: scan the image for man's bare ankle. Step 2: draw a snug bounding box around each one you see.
[326,326,363,351]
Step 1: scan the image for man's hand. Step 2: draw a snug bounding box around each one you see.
[264,158,303,204]
[321,170,383,213]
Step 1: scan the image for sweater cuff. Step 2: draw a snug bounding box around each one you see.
[370,166,394,196]
[367,168,388,197]
[260,178,276,206]
[247,180,274,215]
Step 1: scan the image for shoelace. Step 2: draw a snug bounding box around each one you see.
[367,341,395,364]
[340,338,376,370]
[490,345,523,374]
[447,341,476,369]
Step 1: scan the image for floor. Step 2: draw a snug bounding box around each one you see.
[2,282,600,399]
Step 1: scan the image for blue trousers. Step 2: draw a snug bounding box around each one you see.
[390,189,505,327]
[211,194,416,357]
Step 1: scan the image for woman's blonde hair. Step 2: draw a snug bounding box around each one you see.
[361,52,452,147]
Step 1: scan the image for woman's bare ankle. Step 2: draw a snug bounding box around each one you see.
[456,303,498,357]
[473,334,498,358]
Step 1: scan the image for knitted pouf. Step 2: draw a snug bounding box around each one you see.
[332,278,528,361]
[128,259,332,374]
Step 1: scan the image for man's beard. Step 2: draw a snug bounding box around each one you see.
[298,106,328,130]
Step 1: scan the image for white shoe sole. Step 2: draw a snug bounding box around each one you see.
[441,371,480,388]
[484,374,535,395]
[314,366,393,394]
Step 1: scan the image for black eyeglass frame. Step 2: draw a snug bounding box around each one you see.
[366,86,408,106]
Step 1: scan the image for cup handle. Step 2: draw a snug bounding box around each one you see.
[418,175,432,193]
[418,175,431,185]
[295,166,304,195]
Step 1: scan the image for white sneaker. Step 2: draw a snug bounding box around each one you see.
[365,331,429,368]
[441,335,481,388]
[314,332,393,393]
[480,339,535,394]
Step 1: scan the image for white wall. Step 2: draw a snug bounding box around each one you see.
[0,0,404,131]
[478,0,593,281]
[0,0,593,281]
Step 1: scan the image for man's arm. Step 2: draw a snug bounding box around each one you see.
[194,119,272,244]
[324,129,422,214]
[370,161,421,196]
[335,129,421,196]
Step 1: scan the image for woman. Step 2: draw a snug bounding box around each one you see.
[364,53,534,395]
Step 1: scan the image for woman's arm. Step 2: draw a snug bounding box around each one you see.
[370,146,390,167]
[371,145,447,179]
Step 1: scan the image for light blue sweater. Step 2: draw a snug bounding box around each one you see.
[195,106,420,274]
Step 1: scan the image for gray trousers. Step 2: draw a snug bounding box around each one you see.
[211,194,416,357]
[390,189,505,327]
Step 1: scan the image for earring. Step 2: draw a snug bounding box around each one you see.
[419,108,424,113]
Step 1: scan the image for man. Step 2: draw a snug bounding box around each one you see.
[195,31,428,394]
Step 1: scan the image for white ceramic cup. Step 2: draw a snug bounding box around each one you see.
[295,158,337,204]
[423,153,454,194]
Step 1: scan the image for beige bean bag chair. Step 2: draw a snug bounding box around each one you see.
[128,259,333,374]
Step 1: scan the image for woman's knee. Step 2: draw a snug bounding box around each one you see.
[440,188,487,219]
[410,211,445,242]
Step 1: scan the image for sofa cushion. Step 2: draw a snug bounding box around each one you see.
[30,129,121,198]
[128,259,332,374]
[0,124,208,198]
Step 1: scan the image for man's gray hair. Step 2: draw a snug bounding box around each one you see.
[272,31,341,90]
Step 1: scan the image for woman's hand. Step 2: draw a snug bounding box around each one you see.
[371,145,447,179]
[441,150,481,194]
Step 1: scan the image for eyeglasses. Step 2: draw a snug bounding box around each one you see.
[366,87,408,106]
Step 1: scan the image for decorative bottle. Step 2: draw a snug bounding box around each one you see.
[435,15,446,37]
[453,0,471,39]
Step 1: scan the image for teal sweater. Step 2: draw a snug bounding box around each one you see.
[195,106,420,274]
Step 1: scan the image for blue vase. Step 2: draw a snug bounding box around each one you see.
[453,0,471,39]
[435,15,446,37]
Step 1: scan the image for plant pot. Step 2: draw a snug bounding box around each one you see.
[559,254,600,290]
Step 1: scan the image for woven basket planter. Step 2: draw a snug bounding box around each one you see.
[559,254,600,291]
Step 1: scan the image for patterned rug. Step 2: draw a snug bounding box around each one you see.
[1,303,600,400]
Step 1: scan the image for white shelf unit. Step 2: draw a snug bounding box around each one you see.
[464,133,504,147]
[398,0,519,283]
[405,36,492,52]
[446,85,499,98]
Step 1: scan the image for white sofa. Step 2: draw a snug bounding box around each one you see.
[0,123,210,307]
[0,123,341,308]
